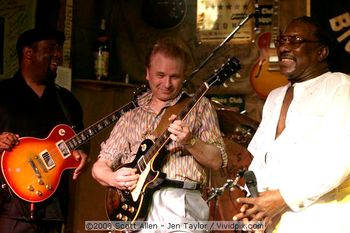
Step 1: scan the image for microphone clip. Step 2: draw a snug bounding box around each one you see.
[206,169,246,203]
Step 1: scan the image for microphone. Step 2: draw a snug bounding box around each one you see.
[244,170,259,197]
[253,0,260,32]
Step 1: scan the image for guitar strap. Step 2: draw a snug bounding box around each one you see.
[55,85,76,129]
[152,94,190,138]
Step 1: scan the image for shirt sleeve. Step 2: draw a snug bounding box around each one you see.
[98,115,132,166]
[193,97,228,168]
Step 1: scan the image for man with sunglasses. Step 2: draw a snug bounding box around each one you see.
[233,16,350,232]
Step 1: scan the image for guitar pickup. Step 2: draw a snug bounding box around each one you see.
[56,140,71,159]
[39,150,56,170]
[268,66,281,72]
[268,56,279,63]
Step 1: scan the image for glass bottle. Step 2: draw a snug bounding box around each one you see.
[93,19,110,80]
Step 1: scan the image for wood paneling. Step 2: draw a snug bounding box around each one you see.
[66,80,138,233]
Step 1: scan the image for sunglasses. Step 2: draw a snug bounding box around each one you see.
[274,35,320,49]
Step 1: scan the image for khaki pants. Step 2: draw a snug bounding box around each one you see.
[141,187,209,233]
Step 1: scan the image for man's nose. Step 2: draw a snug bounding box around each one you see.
[277,43,292,53]
[53,46,63,57]
[164,76,171,87]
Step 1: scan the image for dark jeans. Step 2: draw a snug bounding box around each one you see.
[0,217,62,233]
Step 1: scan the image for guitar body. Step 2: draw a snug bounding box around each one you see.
[1,124,79,203]
[250,31,289,99]
[0,88,145,203]
[105,139,166,223]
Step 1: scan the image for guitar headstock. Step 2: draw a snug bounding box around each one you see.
[132,84,148,101]
[206,56,241,88]
[222,72,241,88]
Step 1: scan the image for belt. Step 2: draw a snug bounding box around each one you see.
[161,179,202,190]
[309,177,350,204]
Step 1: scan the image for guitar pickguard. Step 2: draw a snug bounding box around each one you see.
[105,139,167,223]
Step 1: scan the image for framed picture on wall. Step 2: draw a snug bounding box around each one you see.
[0,0,36,80]
[196,0,254,43]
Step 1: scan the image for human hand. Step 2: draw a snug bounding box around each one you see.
[233,190,287,230]
[110,167,139,191]
[72,150,89,180]
[0,132,19,153]
[167,114,192,145]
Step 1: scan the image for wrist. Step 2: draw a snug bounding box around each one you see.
[184,136,197,147]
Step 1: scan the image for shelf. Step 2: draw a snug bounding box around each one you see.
[72,79,140,90]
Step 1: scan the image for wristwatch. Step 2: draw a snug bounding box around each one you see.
[185,136,197,147]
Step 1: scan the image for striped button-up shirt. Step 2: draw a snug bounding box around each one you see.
[98,90,227,184]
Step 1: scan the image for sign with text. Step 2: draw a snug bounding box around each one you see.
[207,94,245,112]
[197,0,254,43]
[311,0,350,73]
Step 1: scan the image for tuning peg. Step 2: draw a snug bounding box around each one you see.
[236,73,241,78]
[223,82,228,88]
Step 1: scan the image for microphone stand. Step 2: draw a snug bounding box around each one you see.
[206,178,245,203]
[206,171,246,222]
[184,7,260,86]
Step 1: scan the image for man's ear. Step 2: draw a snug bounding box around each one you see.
[145,67,150,81]
[318,45,329,62]
[23,47,33,60]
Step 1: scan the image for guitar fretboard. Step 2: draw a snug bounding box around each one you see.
[66,101,138,150]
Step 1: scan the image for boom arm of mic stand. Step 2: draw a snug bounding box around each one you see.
[206,179,246,203]
[184,12,255,86]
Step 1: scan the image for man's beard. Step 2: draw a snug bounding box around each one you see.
[44,69,57,84]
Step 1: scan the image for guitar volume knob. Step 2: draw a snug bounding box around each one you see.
[116,213,122,220]
[122,215,128,221]
[36,190,43,196]
[128,206,135,213]
[37,179,44,185]
[45,184,52,190]
[122,204,128,210]
[27,185,34,191]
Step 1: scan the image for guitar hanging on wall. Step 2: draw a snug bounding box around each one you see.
[249,0,289,99]
[141,0,187,29]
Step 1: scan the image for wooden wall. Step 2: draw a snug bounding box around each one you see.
[66,81,138,233]
[71,0,307,121]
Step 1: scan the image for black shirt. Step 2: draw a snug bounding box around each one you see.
[0,71,84,221]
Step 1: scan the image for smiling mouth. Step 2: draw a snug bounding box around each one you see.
[51,62,58,70]
[279,54,296,65]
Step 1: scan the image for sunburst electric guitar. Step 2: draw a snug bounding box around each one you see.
[249,0,289,99]
[0,86,146,203]
[105,56,241,224]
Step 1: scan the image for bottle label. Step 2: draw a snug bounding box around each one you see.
[94,51,109,80]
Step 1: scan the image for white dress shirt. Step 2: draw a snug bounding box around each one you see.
[248,72,350,233]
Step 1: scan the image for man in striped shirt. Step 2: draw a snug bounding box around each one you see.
[92,39,227,231]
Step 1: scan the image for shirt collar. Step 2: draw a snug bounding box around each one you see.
[137,89,189,109]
